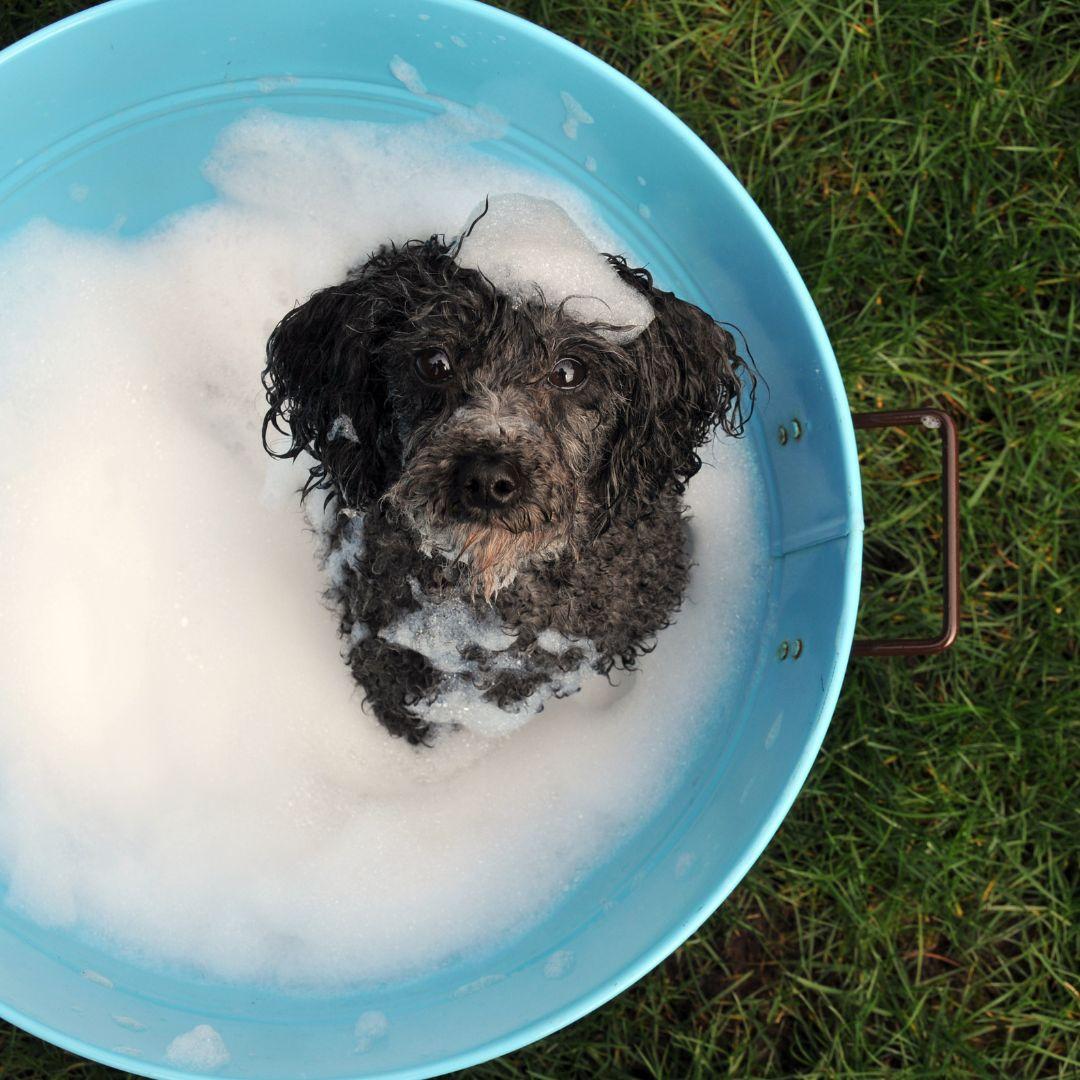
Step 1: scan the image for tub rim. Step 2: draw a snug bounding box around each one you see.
[0,0,864,1076]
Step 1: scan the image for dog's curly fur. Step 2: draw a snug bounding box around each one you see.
[263,234,754,744]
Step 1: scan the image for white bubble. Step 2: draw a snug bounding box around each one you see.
[354,1010,389,1052]
[165,1026,230,1072]
[256,74,298,94]
[543,949,574,978]
[113,1015,148,1032]
[560,90,595,141]
[389,55,427,96]
[454,973,505,997]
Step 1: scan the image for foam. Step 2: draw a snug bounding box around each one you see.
[560,91,595,140]
[390,55,427,96]
[379,579,518,669]
[165,1026,231,1071]
[354,1011,389,1053]
[454,193,655,341]
[370,576,599,737]
[0,110,765,989]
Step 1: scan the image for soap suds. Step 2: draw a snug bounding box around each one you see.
[454,193,655,341]
[354,1011,389,1052]
[385,56,507,142]
[165,1026,231,1071]
[0,111,765,990]
[454,973,506,998]
[543,949,574,978]
[379,580,518,670]
[113,1015,149,1032]
[257,74,299,94]
[389,55,427,96]
[328,414,359,444]
[560,91,594,140]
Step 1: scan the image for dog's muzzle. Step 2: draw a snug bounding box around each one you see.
[452,452,526,515]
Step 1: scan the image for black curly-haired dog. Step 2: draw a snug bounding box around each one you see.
[263,225,753,744]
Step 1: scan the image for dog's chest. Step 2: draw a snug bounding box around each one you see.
[326,508,595,728]
[377,582,595,734]
[320,495,690,736]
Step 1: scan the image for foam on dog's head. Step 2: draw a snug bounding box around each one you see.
[453,194,655,342]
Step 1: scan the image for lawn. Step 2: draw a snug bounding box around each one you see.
[1,0,1076,1077]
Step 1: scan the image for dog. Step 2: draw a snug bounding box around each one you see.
[262,205,754,744]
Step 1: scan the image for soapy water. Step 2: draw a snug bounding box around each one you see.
[0,109,765,989]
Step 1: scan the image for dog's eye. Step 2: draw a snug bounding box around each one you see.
[415,348,453,385]
[548,357,588,390]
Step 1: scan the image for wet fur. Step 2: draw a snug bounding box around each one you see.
[263,236,753,743]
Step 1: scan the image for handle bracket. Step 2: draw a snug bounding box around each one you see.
[852,408,960,657]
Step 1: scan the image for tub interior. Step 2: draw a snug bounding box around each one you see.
[0,1,860,1077]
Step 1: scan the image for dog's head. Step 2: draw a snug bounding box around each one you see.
[263,237,753,596]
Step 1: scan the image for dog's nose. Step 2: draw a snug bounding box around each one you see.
[455,454,523,512]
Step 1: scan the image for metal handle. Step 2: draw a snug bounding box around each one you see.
[852,408,960,657]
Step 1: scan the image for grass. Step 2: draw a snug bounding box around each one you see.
[1,0,1077,1076]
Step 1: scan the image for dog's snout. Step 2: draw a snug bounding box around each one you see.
[455,454,524,512]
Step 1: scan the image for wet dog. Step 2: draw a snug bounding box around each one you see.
[263,219,753,743]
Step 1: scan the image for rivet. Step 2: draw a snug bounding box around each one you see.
[777,640,790,660]
[778,425,789,445]
[791,638,804,659]
[791,418,803,440]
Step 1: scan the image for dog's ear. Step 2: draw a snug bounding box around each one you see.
[262,241,446,507]
[598,258,755,522]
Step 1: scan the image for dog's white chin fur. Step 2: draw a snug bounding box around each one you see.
[410,517,570,600]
